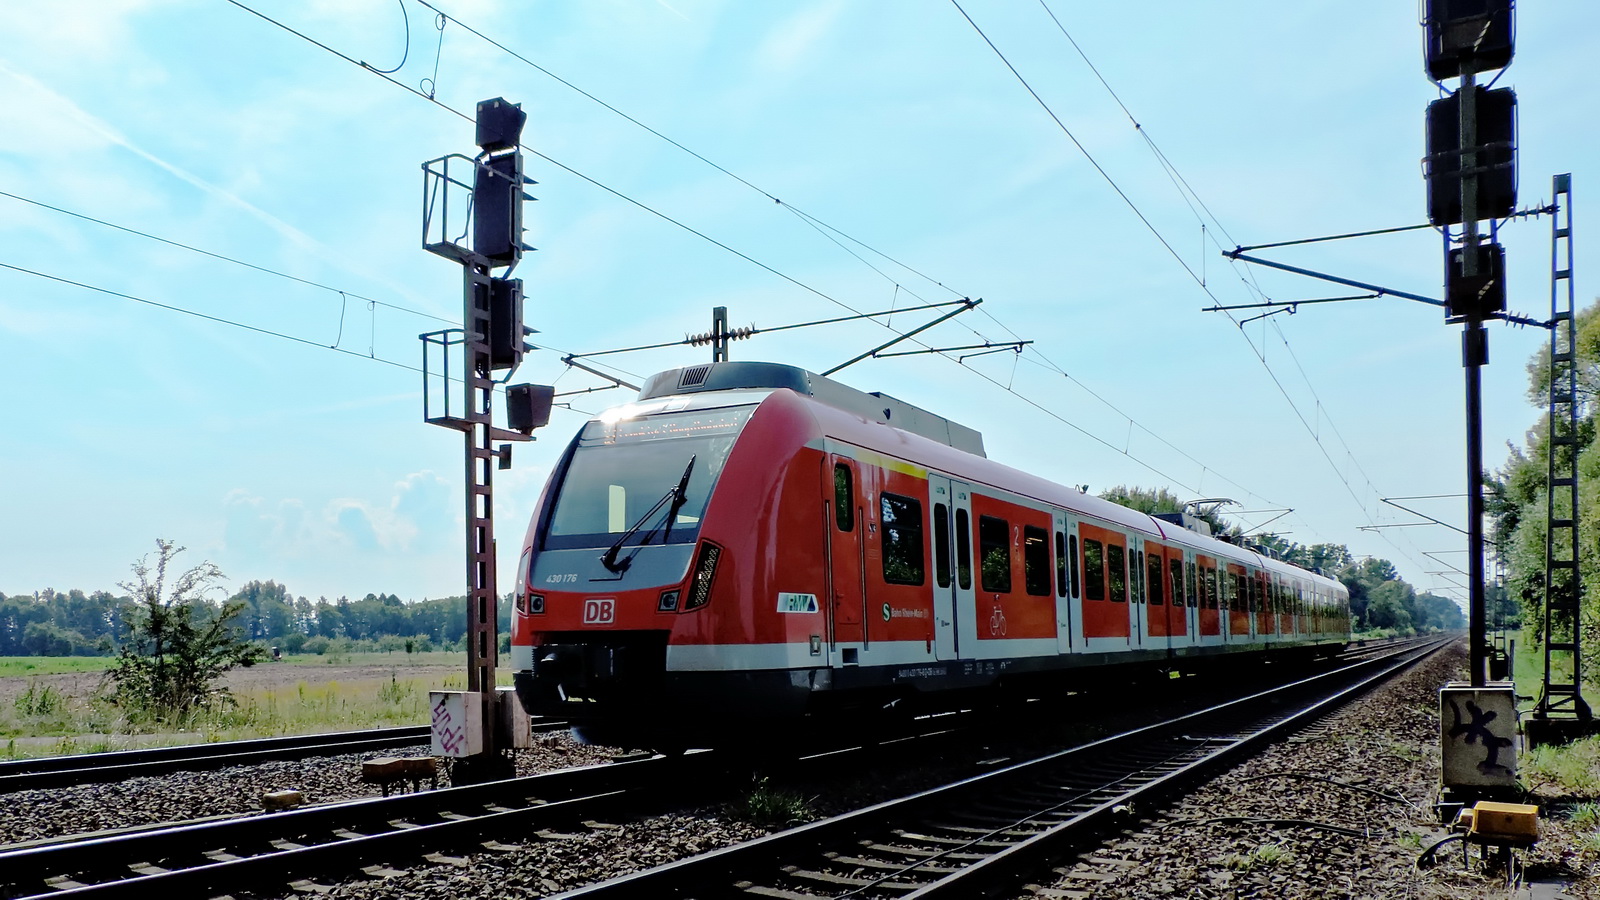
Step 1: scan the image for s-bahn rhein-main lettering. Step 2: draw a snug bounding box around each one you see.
[508,361,1351,748]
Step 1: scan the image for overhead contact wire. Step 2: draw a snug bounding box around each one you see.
[225,0,1306,530]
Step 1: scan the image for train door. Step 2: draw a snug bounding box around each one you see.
[1196,554,1221,642]
[927,474,959,660]
[1049,515,1075,646]
[826,455,866,651]
[1128,542,1144,647]
[1254,571,1270,640]
[1226,564,1250,642]
[950,482,979,657]
[1079,523,1130,642]
[1163,548,1189,643]
[1145,540,1170,644]
[1280,576,1292,637]
[1179,551,1198,645]
[1064,519,1084,650]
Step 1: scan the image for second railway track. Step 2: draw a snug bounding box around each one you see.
[0,721,565,794]
[551,637,1451,899]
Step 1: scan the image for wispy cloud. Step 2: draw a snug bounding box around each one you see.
[0,60,327,255]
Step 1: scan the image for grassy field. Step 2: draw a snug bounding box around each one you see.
[0,652,511,758]
[0,657,116,677]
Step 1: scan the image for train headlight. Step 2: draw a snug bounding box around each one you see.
[658,590,680,612]
[684,542,722,611]
[527,593,545,614]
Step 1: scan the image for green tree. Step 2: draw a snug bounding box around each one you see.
[1098,485,1241,538]
[106,540,264,725]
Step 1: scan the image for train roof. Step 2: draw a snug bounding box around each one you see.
[638,361,986,457]
[624,361,1342,592]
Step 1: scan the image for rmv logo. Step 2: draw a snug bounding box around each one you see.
[583,598,615,625]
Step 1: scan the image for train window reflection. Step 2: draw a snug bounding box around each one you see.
[834,464,854,532]
[934,504,952,589]
[880,493,925,586]
[979,515,1011,593]
[1068,534,1080,598]
[1107,544,1126,603]
[544,405,755,550]
[1083,539,1103,601]
[955,509,972,590]
[1054,531,1067,597]
[1023,526,1049,597]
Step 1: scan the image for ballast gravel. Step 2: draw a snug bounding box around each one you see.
[1018,642,1598,900]
[0,733,621,846]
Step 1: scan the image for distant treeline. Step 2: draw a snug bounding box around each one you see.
[0,584,505,657]
[1098,486,1473,635]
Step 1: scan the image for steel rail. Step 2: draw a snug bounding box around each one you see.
[548,637,1450,898]
[0,751,708,899]
[899,637,1450,898]
[0,716,986,899]
[0,721,564,793]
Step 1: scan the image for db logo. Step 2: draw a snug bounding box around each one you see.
[583,598,615,625]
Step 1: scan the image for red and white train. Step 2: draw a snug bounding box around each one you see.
[510,361,1350,744]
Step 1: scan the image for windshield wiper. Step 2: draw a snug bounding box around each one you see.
[598,455,697,574]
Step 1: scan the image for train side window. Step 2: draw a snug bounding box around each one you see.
[1082,538,1103,601]
[1107,544,1126,602]
[880,493,925,586]
[1186,561,1197,607]
[1069,534,1081,598]
[933,504,952,589]
[1205,567,1219,610]
[1169,558,1183,608]
[1023,526,1050,596]
[1147,553,1164,605]
[978,515,1012,593]
[1131,549,1144,602]
[1246,574,1256,613]
[833,464,854,532]
[955,509,972,590]
[1054,531,1067,597]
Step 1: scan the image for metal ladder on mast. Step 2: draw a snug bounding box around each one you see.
[1535,173,1593,730]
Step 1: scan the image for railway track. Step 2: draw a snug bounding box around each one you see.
[0,721,566,794]
[550,637,1451,899]
[0,638,1439,898]
[0,749,700,899]
[0,715,982,899]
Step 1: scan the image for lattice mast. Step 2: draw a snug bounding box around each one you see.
[420,99,551,782]
[1538,174,1593,726]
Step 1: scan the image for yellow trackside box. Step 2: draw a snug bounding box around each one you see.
[1469,801,1539,841]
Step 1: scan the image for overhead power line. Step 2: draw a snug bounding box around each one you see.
[281,0,1281,512]
[0,258,610,418]
[221,0,1293,506]
[0,189,452,326]
[966,1,1438,579]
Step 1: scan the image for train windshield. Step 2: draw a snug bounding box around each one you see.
[542,405,756,550]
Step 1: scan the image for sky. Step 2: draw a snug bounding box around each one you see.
[2,0,1596,608]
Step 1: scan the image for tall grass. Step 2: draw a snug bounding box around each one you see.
[186,674,434,739]
[0,671,451,757]
[1522,735,1600,798]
